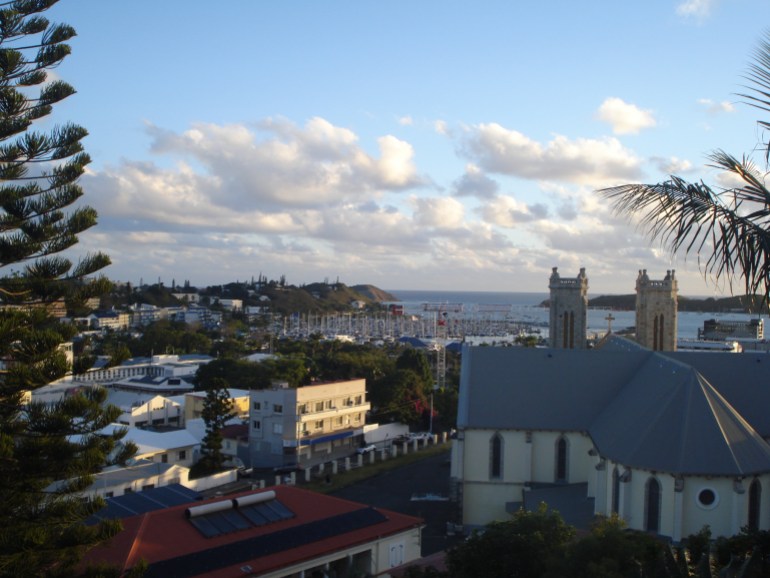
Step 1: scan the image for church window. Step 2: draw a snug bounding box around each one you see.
[555,436,568,483]
[490,433,503,479]
[749,480,761,531]
[696,487,719,510]
[645,477,661,533]
[611,467,620,514]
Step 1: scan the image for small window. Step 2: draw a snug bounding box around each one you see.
[178,450,187,460]
[272,423,283,434]
[105,491,114,498]
[697,487,719,510]
[315,402,324,412]
[160,453,168,463]
[273,404,283,414]
[253,420,261,430]
[142,484,155,491]
[253,401,261,411]
[315,420,323,429]
[325,400,332,409]
[124,487,133,494]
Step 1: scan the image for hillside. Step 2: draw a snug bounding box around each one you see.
[544,294,770,314]
[260,282,394,314]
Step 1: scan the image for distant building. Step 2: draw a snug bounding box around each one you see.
[183,388,250,424]
[700,318,763,341]
[249,379,370,469]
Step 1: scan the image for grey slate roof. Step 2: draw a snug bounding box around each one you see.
[459,342,770,477]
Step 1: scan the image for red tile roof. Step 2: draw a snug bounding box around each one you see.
[84,485,423,577]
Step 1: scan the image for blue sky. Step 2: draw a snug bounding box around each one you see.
[44,0,770,295]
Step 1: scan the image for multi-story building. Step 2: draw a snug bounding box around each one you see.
[249,379,370,468]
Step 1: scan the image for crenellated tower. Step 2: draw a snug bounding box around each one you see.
[635,269,678,351]
[549,267,589,349]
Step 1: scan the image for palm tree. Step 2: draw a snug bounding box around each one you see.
[600,31,770,304]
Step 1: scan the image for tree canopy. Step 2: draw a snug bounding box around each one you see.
[0,2,133,575]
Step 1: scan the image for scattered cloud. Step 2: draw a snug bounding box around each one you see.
[434,120,449,135]
[697,98,735,114]
[652,156,695,174]
[459,123,643,185]
[397,115,413,126]
[676,0,716,20]
[451,164,500,198]
[596,97,657,135]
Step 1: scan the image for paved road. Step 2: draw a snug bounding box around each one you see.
[329,448,462,557]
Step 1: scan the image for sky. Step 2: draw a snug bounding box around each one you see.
[38,0,770,295]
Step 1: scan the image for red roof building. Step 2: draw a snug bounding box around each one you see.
[84,485,424,577]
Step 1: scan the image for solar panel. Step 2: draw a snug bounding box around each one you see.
[187,497,295,537]
[146,507,389,578]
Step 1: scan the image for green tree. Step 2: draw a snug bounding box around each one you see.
[446,504,575,578]
[600,30,770,305]
[0,2,135,575]
[193,378,235,475]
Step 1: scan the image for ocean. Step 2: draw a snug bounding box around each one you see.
[385,289,763,340]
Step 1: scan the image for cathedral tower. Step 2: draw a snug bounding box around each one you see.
[635,269,678,351]
[549,267,589,349]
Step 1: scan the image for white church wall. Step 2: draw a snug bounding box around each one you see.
[530,430,592,484]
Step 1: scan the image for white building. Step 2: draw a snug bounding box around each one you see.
[107,391,183,428]
[452,338,770,541]
[249,379,371,468]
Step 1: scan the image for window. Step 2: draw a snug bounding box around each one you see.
[142,484,155,491]
[645,477,661,533]
[253,420,261,430]
[489,433,503,479]
[298,404,307,414]
[611,467,620,514]
[325,400,332,409]
[272,423,282,434]
[696,486,719,510]
[160,453,168,463]
[124,487,133,494]
[555,437,568,483]
[178,450,187,460]
[315,420,323,430]
[335,416,343,426]
[253,401,261,411]
[315,401,324,412]
[273,404,283,414]
[105,491,114,498]
[749,480,762,532]
[355,395,362,404]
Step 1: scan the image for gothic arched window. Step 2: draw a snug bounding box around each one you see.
[645,477,661,533]
[490,433,503,479]
[555,436,568,483]
[611,467,620,514]
[749,479,762,532]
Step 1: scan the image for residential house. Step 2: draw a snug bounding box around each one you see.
[82,485,423,577]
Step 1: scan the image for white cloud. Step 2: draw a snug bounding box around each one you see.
[653,156,694,174]
[697,98,735,114]
[480,195,550,228]
[398,115,414,126]
[434,120,448,135]
[459,123,643,185]
[596,97,657,135]
[146,117,425,211]
[412,196,466,229]
[676,0,716,20]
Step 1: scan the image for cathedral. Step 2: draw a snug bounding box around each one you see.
[451,268,770,541]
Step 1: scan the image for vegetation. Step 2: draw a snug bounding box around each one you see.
[0,2,135,575]
[407,510,770,578]
[191,378,235,477]
[600,30,770,306]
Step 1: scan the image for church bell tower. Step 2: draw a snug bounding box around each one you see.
[635,269,678,351]
[549,267,589,349]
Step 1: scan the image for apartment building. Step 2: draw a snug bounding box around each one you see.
[249,379,370,468]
